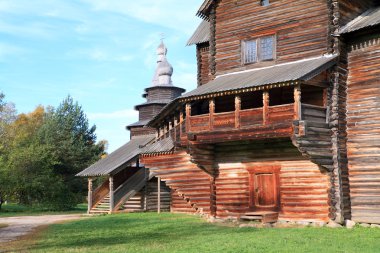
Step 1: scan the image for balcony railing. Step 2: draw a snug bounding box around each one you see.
[188,104,295,133]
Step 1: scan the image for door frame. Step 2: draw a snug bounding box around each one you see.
[246,165,281,211]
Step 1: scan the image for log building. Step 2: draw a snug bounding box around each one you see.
[78,0,380,225]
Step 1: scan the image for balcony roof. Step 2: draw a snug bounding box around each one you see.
[181,54,337,101]
[340,6,380,34]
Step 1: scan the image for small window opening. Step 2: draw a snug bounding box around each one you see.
[261,0,269,6]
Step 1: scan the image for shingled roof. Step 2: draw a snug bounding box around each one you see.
[187,20,210,46]
[340,6,380,34]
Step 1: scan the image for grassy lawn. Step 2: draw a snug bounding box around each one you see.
[16,213,380,253]
[0,203,87,217]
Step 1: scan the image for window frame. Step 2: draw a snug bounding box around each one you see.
[260,0,270,7]
[242,35,276,65]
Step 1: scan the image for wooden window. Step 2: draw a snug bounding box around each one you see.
[242,36,275,64]
[261,0,269,6]
[259,36,275,61]
[243,40,257,64]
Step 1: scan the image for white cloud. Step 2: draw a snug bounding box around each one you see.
[88,109,138,120]
[81,0,204,35]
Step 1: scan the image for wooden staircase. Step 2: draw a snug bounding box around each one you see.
[240,211,279,223]
[292,104,333,171]
[90,194,110,214]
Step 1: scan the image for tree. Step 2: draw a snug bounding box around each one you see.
[37,96,105,209]
[0,92,17,209]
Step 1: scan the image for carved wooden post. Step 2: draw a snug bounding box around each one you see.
[185,103,191,132]
[263,91,269,125]
[179,111,184,137]
[294,84,302,120]
[109,176,114,213]
[87,178,93,214]
[209,99,215,130]
[235,96,241,129]
[157,177,161,214]
[173,117,177,142]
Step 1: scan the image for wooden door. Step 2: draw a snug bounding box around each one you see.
[248,165,280,211]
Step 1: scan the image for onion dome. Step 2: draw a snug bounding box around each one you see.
[158,59,173,76]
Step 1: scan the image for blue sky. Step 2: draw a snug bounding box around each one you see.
[0,0,204,152]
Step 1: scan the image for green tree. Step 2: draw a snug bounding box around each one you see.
[38,96,105,209]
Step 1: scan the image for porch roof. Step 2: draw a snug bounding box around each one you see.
[76,135,155,177]
[181,54,337,101]
[187,20,210,46]
[340,6,380,34]
[141,137,175,155]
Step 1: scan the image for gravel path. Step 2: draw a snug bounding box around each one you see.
[0,214,84,243]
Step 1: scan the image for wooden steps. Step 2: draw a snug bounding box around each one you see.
[90,195,110,214]
[240,211,279,223]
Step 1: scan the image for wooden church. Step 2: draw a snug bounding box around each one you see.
[78,0,380,225]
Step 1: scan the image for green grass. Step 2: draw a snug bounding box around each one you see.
[0,203,87,217]
[24,213,380,253]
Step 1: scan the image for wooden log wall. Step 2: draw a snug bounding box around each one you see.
[197,43,211,86]
[214,0,329,75]
[346,41,380,224]
[141,151,212,215]
[338,0,375,26]
[214,140,330,221]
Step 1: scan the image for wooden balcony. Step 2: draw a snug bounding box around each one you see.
[184,104,295,144]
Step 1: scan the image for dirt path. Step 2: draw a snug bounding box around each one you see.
[0,214,84,244]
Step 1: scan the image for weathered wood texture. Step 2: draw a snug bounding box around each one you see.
[197,43,211,86]
[214,0,329,75]
[338,0,375,26]
[214,141,330,221]
[347,42,380,224]
[141,151,212,215]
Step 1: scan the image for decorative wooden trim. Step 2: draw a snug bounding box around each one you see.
[263,91,269,125]
[157,176,161,214]
[235,96,241,129]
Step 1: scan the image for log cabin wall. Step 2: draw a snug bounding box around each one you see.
[139,105,165,121]
[214,0,330,75]
[214,140,331,222]
[346,40,380,224]
[130,127,156,138]
[196,42,211,86]
[141,151,212,216]
[338,0,375,26]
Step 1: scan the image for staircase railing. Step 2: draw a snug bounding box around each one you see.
[92,180,110,209]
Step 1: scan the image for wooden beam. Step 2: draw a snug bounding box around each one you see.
[87,178,93,214]
[109,176,114,213]
[157,177,161,214]
[235,96,241,129]
[294,84,302,120]
[263,91,269,125]
[185,103,191,132]
[209,99,215,130]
